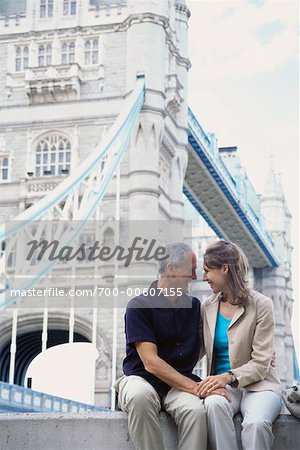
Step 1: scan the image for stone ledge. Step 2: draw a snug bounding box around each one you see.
[0,412,299,450]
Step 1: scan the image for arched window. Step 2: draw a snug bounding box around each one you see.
[84,40,91,65]
[61,42,75,64]
[0,157,9,181]
[92,39,98,64]
[69,42,75,63]
[48,0,54,17]
[40,0,46,18]
[23,47,29,69]
[78,233,95,264]
[15,46,29,72]
[61,42,68,64]
[103,228,114,250]
[40,0,53,18]
[46,44,52,65]
[15,47,21,71]
[71,0,76,15]
[84,39,99,65]
[63,0,76,16]
[38,45,45,66]
[63,0,68,15]
[35,134,72,177]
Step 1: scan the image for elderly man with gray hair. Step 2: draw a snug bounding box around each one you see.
[114,242,230,450]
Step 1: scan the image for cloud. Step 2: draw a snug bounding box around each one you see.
[253,21,285,44]
[246,0,265,7]
[187,0,298,81]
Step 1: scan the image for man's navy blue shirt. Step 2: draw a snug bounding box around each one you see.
[123,281,202,396]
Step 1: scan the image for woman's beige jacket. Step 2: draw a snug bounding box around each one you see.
[200,289,281,394]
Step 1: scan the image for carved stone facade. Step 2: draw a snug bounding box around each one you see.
[0,0,191,406]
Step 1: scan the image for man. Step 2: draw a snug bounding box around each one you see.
[114,242,230,450]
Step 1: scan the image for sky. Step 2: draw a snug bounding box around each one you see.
[186,0,299,355]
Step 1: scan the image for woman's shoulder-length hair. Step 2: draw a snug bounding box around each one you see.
[203,240,252,307]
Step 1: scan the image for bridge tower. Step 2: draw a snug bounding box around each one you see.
[259,164,294,386]
[126,0,190,221]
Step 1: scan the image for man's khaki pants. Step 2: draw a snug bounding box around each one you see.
[114,375,207,450]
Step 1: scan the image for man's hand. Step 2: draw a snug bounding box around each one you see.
[196,373,231,396]
[135,342,206,395]
[192,383,231,402]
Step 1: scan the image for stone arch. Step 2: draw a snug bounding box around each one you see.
[149,123,156,150]
[0,311,111,385]
[134,123,145,149]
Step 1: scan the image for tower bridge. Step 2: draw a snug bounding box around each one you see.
[0,0,297,414]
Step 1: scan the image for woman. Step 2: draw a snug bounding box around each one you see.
[197,240,282,450]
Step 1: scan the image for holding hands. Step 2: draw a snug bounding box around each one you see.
[191,374,232,402]
[196,373,231,397]
[205,387,232,402]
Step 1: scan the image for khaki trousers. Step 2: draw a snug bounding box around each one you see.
[114,375,207,450]
[204,385,282,450]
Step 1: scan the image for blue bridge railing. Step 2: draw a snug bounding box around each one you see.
[0,381,108,413]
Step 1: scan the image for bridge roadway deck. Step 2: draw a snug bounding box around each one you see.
[185,109,279,269]
[0,412,298,450]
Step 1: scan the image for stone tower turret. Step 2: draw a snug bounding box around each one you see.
[260,161,294,387]
[126,0,191,220]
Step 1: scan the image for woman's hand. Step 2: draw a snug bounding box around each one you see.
[197,373,231,396]
[271,350,276,368]
[205,387,232,402]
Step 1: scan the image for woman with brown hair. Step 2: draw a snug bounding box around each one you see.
[197,240,282,450]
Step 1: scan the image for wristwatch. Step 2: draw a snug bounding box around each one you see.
[227,370,237,385]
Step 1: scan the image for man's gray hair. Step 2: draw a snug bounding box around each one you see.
[158,242,193,275]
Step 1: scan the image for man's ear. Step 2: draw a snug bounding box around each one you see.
[166,262,174,277]
[222,264,229,274]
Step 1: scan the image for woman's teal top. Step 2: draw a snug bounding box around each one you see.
[214,311,231,374]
